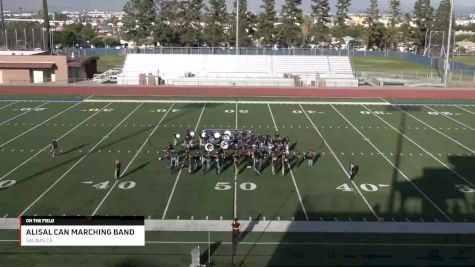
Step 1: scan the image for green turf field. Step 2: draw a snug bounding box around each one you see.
[453,56,475,66]
[95,54,125,73]
[0,96,475,266]
[351,56,437,75]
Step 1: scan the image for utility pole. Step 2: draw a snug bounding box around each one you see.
[236,0,239,55]
[42,0,51,53]
[444,0,454,87]
[0,0,5,49]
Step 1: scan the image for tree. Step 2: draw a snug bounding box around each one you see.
[203,0,227,47]
[91,36,105,48]
[42,0,51,52]
[363,0,385,50]
[385,0,401,50]
[256,0,277,46]
[300,14,312,46]
[104,37,120,47]
[399,13,416,51]
[413,0,434,52]
[434,0,454,48]
[178,0,204,46]
[229,0,253,47]
[334,0,351,45]
[311,0,331,45]
[80,23,96,41]
[278,0,303,47]
[122,0,157,46]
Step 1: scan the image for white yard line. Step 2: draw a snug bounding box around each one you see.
[0,101,83,148]
[234,101,238,218]
[92,103,176,216]
[0,101,18,110]
[457,105,475,115]
[161,104,207,220]
[0,103,113,182]
[425,105,475,132]
[161,169,183,220]
[363,105,475,188]
[298,104,378,219]
[84,99,390,106]
[19,103,144,216]
[268,104,309,221]
[0,102,49,126]
[393,105,475,154]
[332,105,452,221]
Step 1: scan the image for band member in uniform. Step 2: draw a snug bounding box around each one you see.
[215,152,222,174]
[172,133,178,146]
[306,148,315,167]
[253,152,262,176]
[205,152,211,173]
[193,152,200,173]
[170,153,177,173]
[246,149,252,169]
[350,161,359,180]
[271,152,278,175]
[114,159,121,180]
[50,139,58,158]
[282,151,290,176]
[231,218,241,255]
[184,152,192,173]
[233,153,239,177]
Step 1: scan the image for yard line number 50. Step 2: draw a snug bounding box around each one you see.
[215,182,257,191]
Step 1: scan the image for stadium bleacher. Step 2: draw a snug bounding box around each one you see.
[117,54,358,87]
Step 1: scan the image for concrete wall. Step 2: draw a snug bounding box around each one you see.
[0,55,68,84]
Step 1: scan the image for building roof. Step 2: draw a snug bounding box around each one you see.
[0,50,46,56]
[0,62,56,69]
[456,40,475,47]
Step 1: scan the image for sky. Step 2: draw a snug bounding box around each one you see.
[4,0,474,14]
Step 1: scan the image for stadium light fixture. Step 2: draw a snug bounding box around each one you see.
[443,0,454,87]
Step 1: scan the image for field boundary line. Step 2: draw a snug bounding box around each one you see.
[92,103,176,216]
[0,238,474,246]
[393,105,475,154]
[84,99,390,105]
[0,103,113,182]
[332,105,452,221]
[1,218,475,233]
[0,101,17,110]
[0,102,49,127]
[363,105,475,188]
[267,104,309,221]
[161,104,207,220]
[18,103,144,216]
[0,101,84,148]
[425,105,475,132]
[457,105,475,115]
[298,104,378,219]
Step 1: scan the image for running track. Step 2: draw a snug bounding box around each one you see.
[1,85,475,99]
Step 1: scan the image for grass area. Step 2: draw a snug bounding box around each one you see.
[94,54,125,73]
[351,56,437,76]
[453,56,475,66]
[0,97,475,266]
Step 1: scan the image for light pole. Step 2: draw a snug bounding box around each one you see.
[443,0,454,87]
[236,0,239,55]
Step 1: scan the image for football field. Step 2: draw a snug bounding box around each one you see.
[0,95,475,266]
